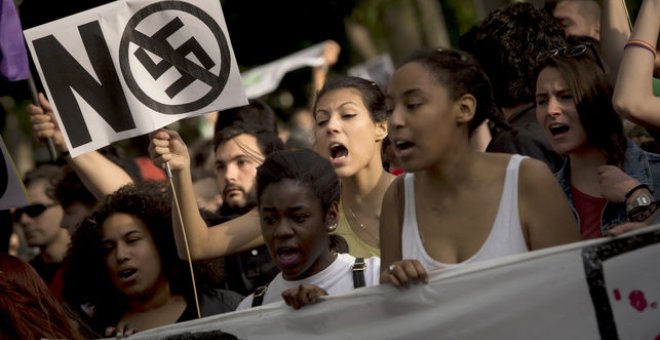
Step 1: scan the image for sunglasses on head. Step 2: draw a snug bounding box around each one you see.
[537,43,605,71]
[13,203,58,221]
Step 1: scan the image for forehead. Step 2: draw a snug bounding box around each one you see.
[26,180,53,203]
[537,67,568,90]
[215,133,263,160]
[316,88,366,109]
[259,179,316,207]
[101,212,149,239]
[388,62,444,96]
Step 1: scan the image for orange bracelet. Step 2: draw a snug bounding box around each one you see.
[625,40,657,58]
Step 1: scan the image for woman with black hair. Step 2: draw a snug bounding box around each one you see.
[62,182,242,337]
[535,42,660,238]
[380,49,579,287]
[237,149,380,310]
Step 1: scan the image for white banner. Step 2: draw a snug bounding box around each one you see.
[130,225,660,340]
[0,133,29,210]
[241,42,327,99]
[24,0,247,158]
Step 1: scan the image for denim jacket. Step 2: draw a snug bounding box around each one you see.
[556,140,660,235]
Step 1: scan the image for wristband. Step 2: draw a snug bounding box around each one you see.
[625,183,650,200]
[60,150,70,158]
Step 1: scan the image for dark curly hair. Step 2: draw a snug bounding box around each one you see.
[402,48,504,135]
[473,3,566,109]
[533,43,627,166]
[61,182,204,332]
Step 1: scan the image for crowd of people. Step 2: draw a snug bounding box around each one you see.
[2,0,660,337]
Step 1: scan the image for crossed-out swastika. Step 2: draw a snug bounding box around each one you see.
[119,1,231,114]
[133,17,215,99]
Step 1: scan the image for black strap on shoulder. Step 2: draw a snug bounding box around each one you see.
[251,285,268,307]
[352,257,366,288]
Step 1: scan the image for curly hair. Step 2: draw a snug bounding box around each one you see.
[61,182,202,332]
[473,3,566,109]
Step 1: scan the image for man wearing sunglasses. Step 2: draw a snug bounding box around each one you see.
[15,165,70,286]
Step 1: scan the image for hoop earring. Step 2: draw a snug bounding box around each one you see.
[327,223,338,232]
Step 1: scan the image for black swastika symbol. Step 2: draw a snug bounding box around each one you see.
[119,1,231,114]
[133,17,215,99]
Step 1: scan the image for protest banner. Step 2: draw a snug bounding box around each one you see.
[0,134,29,210]
[241,42,328,99]
[131,225,660,340]
[23,0,247,158]
[0,0,30,81]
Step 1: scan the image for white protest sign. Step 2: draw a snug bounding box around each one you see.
[0,134,29,210]
[241,42,327,99]
[24,0,247,158]
[131,226,660,340]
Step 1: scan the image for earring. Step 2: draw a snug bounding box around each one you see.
[327,223,338,232]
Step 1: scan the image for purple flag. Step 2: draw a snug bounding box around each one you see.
[0,0,29,81]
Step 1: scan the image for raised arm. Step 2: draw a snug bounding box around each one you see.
[149,129,263,260]
[28,93,133,200]
[612,0,660,127]
[600,0,632,83]
[519,159,580,249]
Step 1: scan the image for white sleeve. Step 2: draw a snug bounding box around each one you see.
[235,294,254,311]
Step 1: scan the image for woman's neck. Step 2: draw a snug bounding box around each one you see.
[417,142,476,190]
[569,147,608,195]
[126,278,178,312]
[341,166,394,211]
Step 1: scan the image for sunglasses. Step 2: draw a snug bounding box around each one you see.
[13,203,58,221]
[537,43,605,71]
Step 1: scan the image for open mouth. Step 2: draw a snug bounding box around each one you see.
[119,268,137,280]
[329,143,348,159]
[549,124,570,136]
[394,140,415,151]
[275,246,300,268]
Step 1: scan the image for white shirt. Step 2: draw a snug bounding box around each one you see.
[237,253,380,310]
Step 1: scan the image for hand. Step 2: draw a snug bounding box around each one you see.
[598,165,639,203]
[281,283,328,310]
[27,93,67,152]
[148,129,190,171]
[321,40,340,67]
[608,221,649,237]
[105,321,137,338]
[379,259,428,288]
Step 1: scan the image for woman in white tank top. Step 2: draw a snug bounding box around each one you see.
[380,49,579,287]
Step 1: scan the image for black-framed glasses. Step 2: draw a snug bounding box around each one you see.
[13,203,58,221]
[537,43,605,71]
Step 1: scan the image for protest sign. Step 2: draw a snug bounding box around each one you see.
[131,226,660,340]
[241,42,328,99]
[24,0,247,157]
[0,134,29,210]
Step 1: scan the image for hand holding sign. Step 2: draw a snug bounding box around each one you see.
[27,93,67,153]
[149,129,190,172]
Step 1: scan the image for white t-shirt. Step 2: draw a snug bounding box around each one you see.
[236,253,380,310]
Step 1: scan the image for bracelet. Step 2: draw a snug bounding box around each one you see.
[60,150,70,158]
[624,40,657,59]
[625,183,651,199]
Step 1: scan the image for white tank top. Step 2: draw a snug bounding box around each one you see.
[402,154,529,272]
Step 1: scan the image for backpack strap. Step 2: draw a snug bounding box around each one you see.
[251,285,268,307]
[352,257,366,288]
